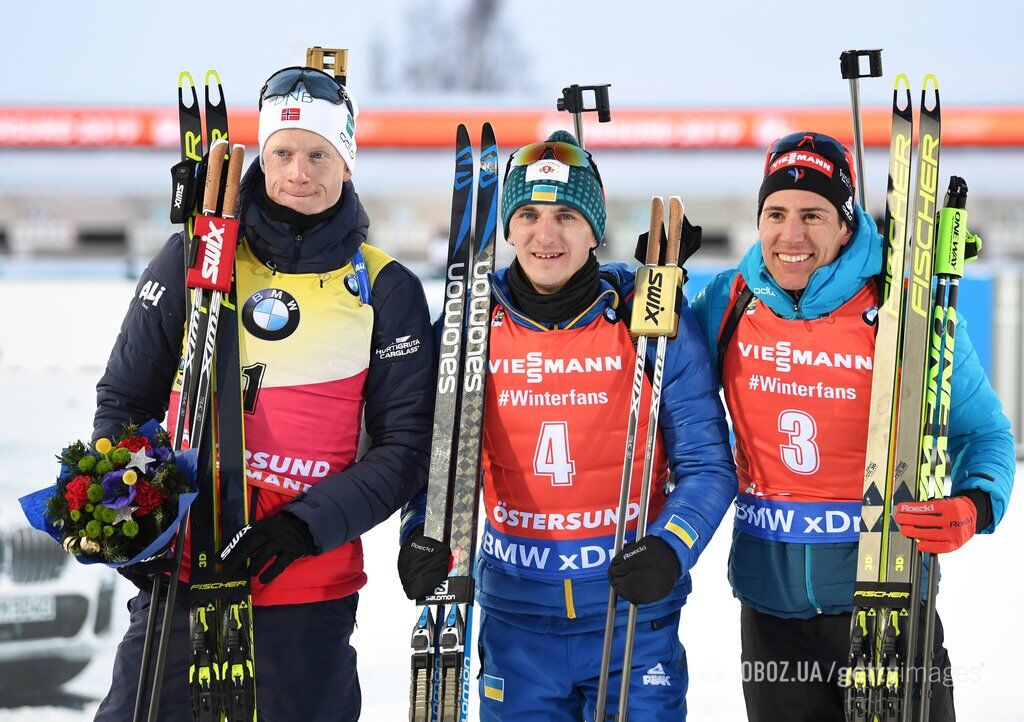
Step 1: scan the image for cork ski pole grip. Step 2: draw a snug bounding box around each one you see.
[647,196,665,265]
[222,144,246,219]
[202,138,229,215]
[666,196,684,266]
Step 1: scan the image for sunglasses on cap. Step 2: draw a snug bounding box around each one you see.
[504,141,604,189]
[259,66,356,117]
[762,132,856,191]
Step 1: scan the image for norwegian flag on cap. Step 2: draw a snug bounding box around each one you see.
[281,108,301,121]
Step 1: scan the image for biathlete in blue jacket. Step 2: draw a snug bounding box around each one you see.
[690,131,1016,722]
[93,66,435,720]
[397,130,738,721]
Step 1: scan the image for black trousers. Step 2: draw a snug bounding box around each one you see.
[740,604,955,722]
[95,588,361,721]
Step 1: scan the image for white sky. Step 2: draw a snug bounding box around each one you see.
[2,0,1021,107]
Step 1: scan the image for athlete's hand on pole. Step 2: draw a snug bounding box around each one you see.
[397,527,452,600]
[221,511,317,584]
[895,496,978,554]
[608,534,681,605]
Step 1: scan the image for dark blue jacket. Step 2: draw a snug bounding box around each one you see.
[691,204,1016,618]
[404,263,737,633]
[94,160,434,556]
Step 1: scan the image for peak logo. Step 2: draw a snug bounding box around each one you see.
[489,352,623,384]
[643,663,671,686]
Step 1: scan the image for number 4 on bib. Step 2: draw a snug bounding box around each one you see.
[534,421,577,487]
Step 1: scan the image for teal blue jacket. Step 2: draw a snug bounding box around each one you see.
[690,204,1015,618]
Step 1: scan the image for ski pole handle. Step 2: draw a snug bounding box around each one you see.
[646,196,664,265]
[223,144,246,220]
[666,196,684,266]
[202,139,229,215]
[556,83,612,149]
[839,49,883,210]
[840,49,883,80]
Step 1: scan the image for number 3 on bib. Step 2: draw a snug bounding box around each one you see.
[778,409,820,475]
[534,421,577,487]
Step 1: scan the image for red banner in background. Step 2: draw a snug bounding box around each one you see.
[2,106,1023,148]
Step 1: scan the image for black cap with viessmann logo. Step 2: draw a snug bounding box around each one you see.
[757,131,857,227]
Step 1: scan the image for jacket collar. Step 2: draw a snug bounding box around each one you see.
[489,265,620,331]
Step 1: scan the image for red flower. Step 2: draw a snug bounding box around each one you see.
[133,480,166,516]
[65,475,91,511]
[117,436,152,453]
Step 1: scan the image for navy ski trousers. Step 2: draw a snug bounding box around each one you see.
[95,587,360,721]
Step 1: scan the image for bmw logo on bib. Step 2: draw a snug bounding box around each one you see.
[243,288,300,341]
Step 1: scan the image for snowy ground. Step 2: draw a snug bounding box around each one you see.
[0,279,1021,720]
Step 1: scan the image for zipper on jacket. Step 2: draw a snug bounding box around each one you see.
[804,546,822,614]
[290,233,304,273]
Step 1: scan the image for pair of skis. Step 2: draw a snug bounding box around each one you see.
[847,75,980,722]
[409,123,499,722]
[595,196,685,722]
[134,71,255,722]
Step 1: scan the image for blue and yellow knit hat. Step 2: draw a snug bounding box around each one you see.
[501,130,606,241]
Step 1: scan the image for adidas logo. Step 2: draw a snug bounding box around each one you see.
[642,662,671,686]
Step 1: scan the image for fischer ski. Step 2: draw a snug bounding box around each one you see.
[847,74,915,722]
[847,75,982,722]
[138,70,256,722]
[409,123,499,722]
[847,72,941,722]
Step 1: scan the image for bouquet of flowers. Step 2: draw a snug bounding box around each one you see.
[19,419,198,567]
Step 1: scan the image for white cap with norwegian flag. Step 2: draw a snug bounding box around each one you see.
[257,86,359,173]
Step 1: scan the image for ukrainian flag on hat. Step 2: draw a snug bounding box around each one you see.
[500,130,606,241]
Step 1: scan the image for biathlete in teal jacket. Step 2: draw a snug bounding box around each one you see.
[690,131,1015,722]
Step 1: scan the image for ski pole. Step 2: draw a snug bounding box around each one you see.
[916,176,980,722]
[616,197,684,721]
[839,49,883,210]
[556,83,612,150]
[595,196,685,721]
[594,198,663,722]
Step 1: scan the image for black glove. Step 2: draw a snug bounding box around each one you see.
[634,215,702,267]
[397,526,451,600]
[118,553,178,593]
[220,511,316,584]
[608,535,681,605]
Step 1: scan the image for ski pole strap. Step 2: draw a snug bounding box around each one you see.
[716,280,756,378]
